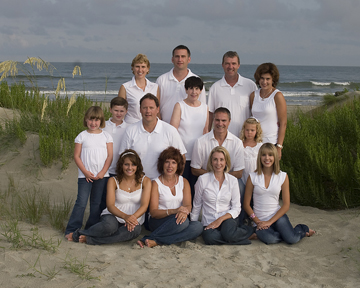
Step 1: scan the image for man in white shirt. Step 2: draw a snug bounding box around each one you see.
[191,107,244,180]
[208,51,257,136]
[119,93,186,180]
[156,45,206,123]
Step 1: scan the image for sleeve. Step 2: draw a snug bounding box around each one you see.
[190,176,203,222]
[227,176,241,219]
[199,88,206,105]
[232,139,245,171]
[190,138,203,169]
[74,131,84,144]
[104,131,113,143]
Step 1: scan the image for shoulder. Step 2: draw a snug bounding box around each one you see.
[240,75,257,86]
[156,70,171,83]
[209,78,223,91]
[75,130,87,142]
[122,79,133,88]
[142,176,152,185]
[101,130,113,141]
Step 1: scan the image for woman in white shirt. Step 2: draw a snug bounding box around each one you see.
[137,147,203,248]
[191,146,255,245]
[118,54,159,124]
[244,143,315,244]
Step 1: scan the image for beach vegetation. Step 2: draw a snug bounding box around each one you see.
[62,252,100,281]
[24,253,60,280]
[283,96,360,209]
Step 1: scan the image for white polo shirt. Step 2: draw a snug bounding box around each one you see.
[190,172,241,226]
[122,76,159,124]
[118,119,186,180]
[156,68,206,123]
[208,74,257,137]
[102,119,128,175]
[190,130,245,172]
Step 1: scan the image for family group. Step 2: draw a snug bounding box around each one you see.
[64,45,315,247]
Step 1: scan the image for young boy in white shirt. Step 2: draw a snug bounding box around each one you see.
[100,97,128,211]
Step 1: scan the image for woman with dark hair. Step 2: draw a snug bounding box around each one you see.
[69,149,151,245]
[250,63,287,159]
[137,146,203,248]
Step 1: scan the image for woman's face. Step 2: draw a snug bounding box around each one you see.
[211,151,226,173]
[122,157,137,177]
[132,62,149,79]
[163,159,178,176]
[259,73,273,89]
[260,151,274,169]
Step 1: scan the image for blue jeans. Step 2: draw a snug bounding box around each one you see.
[65,177,108,235]
[202,217,254,245]
[141,214,203,245]
[238,178,247,224]
[256,214,309,245]
[182,161,198,201]
[74,214,141,245]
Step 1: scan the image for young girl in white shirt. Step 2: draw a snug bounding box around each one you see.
[244,143,315,244]
[65,106,113,240]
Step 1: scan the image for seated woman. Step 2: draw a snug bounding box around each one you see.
[137,147,203,248]
[244,143,315,245]
[190,146,255,245]
[69,149,151,245]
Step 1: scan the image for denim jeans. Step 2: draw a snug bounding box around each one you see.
[65,177,108,235]
[238,178,247,224]
[141,214,203,245]
[99,174,115,212]
[182,161,198,201]
[75,214,141,245]
[255,214,309,245]
[202,217,254,245]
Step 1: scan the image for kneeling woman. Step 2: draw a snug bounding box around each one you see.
[191,146,255,245]
[138,147,203,248]
[244,143,315,245]
[69,149,151,244]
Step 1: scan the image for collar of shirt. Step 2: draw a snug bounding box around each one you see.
[130,76,149,90]
[140,118,163,134]
[220,73,244,87]
[210,172,230,189]
[107,118,126,128]
[210,130,235,143]
[168,68,193,83]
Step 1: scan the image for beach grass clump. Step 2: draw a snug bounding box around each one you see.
[46,198,73,232]
[282,97,360,209]
[62,253,100,280]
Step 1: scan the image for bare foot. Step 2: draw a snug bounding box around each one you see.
[79,235,87,243]
[306,229,316,237]
[145,239,158,248]
[248,233,258,240]
[65,233,73,241]
[137,240,145,248]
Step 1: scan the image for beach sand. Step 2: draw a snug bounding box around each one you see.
[0,105,359,287]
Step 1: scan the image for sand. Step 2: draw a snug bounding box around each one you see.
[0,106,359,287]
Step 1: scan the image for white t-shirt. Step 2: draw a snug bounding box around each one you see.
[241,142,263,184]
[74,130,113,178]
[208,74,257,137]
[191,172,241,226]
[102,119,128,175]
[190,130,245,172]
[101,176,146,225]
[177,100,208,160]
[118,119,186,180]
[122,76,159,124]
[250,171,287,222]
[154,175,184,211]
[251,89,280,144]
[156,68,206,123]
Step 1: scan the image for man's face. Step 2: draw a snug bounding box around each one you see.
[213,112,230,134]
[140,98,159,123]
[172,49,191,70]
[222,56,240,78]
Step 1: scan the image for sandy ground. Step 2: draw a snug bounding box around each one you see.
[0,106,359,287]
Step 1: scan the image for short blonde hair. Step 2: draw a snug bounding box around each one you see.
[255,143,280,175]
[131,54,150,74]
[239,117,263,142]
[83,106,105,128]
[206,146,231,173]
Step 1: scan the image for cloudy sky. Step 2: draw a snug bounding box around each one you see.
[1,0,359,66]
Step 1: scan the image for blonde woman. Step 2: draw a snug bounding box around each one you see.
[191,146,255,245]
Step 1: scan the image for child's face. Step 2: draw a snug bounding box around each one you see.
[244,123,257,141]
[86,118,101,132]
[110,105,127,123]
[185,86,201,100]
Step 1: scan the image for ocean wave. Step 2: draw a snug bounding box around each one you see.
[41,90,118,96]
[311,81,332,86]
[282,91,326,97]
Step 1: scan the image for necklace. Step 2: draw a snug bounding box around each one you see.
[260,88,274,101]
[123,178,135,191]
[161,175,178,190]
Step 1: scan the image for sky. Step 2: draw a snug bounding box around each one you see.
[1,0,360,66]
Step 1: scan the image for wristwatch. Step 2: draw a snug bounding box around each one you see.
[275,143,283,149]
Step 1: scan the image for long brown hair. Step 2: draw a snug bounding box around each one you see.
[116,149,144,185]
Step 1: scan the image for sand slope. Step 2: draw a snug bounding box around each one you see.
[0,112,359,287]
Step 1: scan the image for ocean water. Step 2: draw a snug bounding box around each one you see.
[6,62,360,106]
